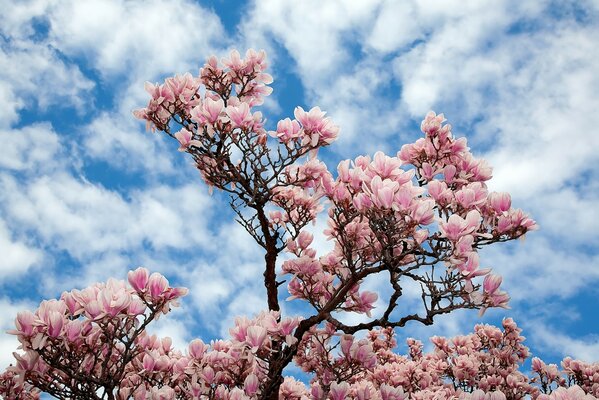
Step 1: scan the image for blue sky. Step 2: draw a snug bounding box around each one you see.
[1,0,599,376]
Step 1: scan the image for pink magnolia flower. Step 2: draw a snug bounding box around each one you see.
[350,340,376,368]
[538,385,595,400]
[488,192,511,213]
[457,252,490,278]
[99,280,131,317]
[294,106,327,133]
[329,381,349,400]
[421,162,442,180]
[297,231,314,250]
[353,192,373,212]
[427,180,452,204]
[45,311,64,338]
[223,49,245,72]
[148,273,169,299]
[367,176,398,209]
[380,384,407,400]
[142,353,156,372]
[14,311,36,336]
[84,300,103,319]
[439,210,481,241]
[61,291,83,316]
[128,267,149,292]
[246,325,267,350]
[226,102,253,129]
[64,320,82,342]
[371,151,402,179]
[294,106,339,146]
[150,386,175,400]
[487,291,510,309]
[174,128,201,152]
[340,335,354,358]
[144,81,174,104]
[188,339,207,360]
[200,97,224,125]
[483,274,502,294]
[455,183,487,209]
[127,298,146,316]
[420,111,446,136]
[414,229,429,244]
[271,117,301,144]
[444,164,457,183]
[354,291,378,317]
[244,374,259,396]
[410,199,435,225]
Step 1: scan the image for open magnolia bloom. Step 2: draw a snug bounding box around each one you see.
[3,49,594,400]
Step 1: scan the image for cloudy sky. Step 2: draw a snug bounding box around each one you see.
[1,0,599,376]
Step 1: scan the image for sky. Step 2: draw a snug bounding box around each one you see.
[1,0,599,379]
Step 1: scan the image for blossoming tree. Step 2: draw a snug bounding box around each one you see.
[1,49,597,400]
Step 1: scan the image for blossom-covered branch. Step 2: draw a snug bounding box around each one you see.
[2,49,593,400]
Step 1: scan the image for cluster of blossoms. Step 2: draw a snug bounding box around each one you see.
[3,275,597,400]
[2,269,187,399]
[1,268,304,400]
[135,49,336,157]
[0,370,39,399]
[2,49,591,400]
[279,111,537,324]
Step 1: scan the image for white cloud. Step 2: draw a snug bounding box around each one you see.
[241,0,379,79]
[0,219,42,280]
[365,1,423,53]
[478,27,599,198]
[527,321,599,361]
[0,0,55,38]
[242,0,599,169]
[0,0,93,125]
[44,0,226,80]
[82,112,176,173]
[0,39,94,128]
[0,173,214,262]
[526,187,599,246]
[184,222,267,332]
[0,123,62,172]
[189,262,236,316]
[1,0,227,171]
[482,237,599,302]
[312,60,402,152]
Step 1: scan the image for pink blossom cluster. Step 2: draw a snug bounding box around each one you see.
[2,269,187,399]
[283,230,378,316]
[2,269,309,400]
[398,112,490,184]
[203,49,273,107]
[3,272,599,399]
[267,159,333,233]
[134,49,273,151]
[4,49,583,400]
[532,357,599,398]
[111,309,302,399]
[134,49,338,179]
[270,107,339,149]
[135,73,202,132]
[0,369,39,399]
[292,318,597,400]
[276,111,538,318]
[269,186,324,230]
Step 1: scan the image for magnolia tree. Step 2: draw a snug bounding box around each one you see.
[1,49,597,400]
